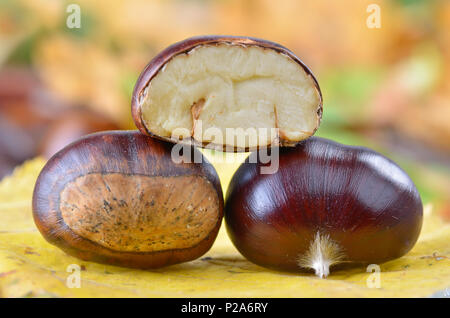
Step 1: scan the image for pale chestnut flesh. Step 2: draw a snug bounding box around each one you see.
[133,36,322,151]
[32,131,223,268]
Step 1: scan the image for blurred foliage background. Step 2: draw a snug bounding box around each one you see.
[0,0,449,220]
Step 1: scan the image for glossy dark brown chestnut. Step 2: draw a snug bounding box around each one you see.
[33,131,223,268]
[225,137,423,278]
[132,35,323,151]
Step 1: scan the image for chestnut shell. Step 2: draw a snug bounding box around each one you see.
[131,35,323,152]
[33,131,223,268]
[225,137,423,273]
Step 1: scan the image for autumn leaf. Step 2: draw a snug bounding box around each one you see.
[0,157,449,297]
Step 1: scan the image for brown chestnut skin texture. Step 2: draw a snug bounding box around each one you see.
[32,131,223,269]
[225,137,423,276]
[131,35,323,152]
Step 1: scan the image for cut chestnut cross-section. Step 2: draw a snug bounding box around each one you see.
[132,36,323,151]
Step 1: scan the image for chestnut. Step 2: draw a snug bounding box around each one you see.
[132,35,322,151]
[32,131,223,268]
[225,137,423,278]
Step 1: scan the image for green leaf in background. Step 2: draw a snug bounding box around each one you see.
[319,67,384,127]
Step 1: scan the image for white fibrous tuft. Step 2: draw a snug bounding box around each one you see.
[297,231,345,279]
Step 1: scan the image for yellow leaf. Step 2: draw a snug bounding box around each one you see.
[0,157,449,297]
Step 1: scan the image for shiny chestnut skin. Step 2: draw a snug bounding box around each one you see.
[225,137,423,277]
[33,131,223,268]
[131,35,323,152]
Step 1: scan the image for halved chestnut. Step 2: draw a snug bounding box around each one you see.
[132,36,323,151]
[32,131,223,268]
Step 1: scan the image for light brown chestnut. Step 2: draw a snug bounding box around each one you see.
[32,131,223,268]
[132,35,323,152]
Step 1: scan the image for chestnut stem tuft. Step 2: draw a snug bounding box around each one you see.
[297,232,345,278]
